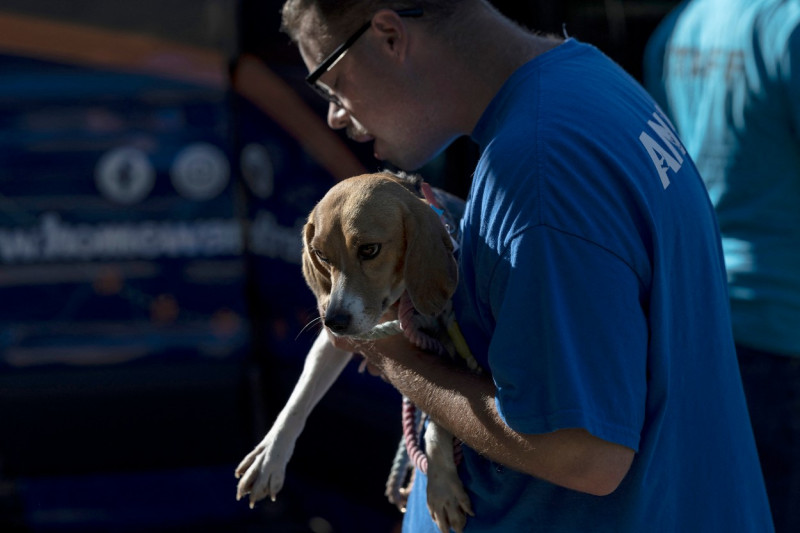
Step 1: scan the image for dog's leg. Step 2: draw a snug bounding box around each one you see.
[424,421,474,533]
[235,330,351,507]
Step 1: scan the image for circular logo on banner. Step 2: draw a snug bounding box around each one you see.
[241,143,275,199]
[95,147,156,204]
[170,143,230,201]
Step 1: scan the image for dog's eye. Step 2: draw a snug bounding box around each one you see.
[313,249,330,264]
[358,243,381,260]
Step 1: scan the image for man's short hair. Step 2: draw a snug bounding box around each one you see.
[280,0,464,46]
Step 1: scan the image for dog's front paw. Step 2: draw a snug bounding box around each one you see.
[234,432,293,508]
[426,468,474,533]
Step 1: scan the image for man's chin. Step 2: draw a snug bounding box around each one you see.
[374,148,424,172]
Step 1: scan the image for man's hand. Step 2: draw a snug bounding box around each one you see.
[324,306,402,373]
[326,324,413,378]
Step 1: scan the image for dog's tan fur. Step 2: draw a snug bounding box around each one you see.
[236,172,472,533]
[302,173,457,335]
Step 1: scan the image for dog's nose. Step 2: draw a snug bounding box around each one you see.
[324,311,351,334]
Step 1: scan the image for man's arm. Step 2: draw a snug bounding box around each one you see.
[336,332,634,496]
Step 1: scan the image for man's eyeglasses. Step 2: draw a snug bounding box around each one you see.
[305,8,423,106]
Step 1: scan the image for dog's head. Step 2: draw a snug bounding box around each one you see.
[302,172,458,336]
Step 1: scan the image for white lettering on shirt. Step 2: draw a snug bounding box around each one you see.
[639,107,687,190]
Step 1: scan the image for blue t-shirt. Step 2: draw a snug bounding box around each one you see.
[644,0,800,356]
[403,39,773,532]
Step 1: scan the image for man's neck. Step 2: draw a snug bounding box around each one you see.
[442,6,564,134]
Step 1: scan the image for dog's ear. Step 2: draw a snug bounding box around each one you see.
[403,197,458,316]
[301,217,331,302]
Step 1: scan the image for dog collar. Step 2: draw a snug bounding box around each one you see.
[420,181,460,252]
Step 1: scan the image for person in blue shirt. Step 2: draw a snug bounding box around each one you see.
[276,0,774,530]
[645,1,800,530]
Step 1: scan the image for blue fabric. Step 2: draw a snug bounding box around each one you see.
[403,39,773,532]
[644,0,800,357]
[736,343,800,530]
[645,5,800,530]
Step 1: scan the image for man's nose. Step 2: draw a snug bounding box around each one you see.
[327,102,349,130]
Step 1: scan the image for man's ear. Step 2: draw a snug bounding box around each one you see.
[370,9,410,60]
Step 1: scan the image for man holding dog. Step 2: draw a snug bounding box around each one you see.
[276,1,773,531]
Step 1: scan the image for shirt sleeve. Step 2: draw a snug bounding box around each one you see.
[487,225,647,452]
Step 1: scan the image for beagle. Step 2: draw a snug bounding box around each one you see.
[235,172,474,533]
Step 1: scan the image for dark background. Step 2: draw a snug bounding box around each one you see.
[0,1,680,532]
